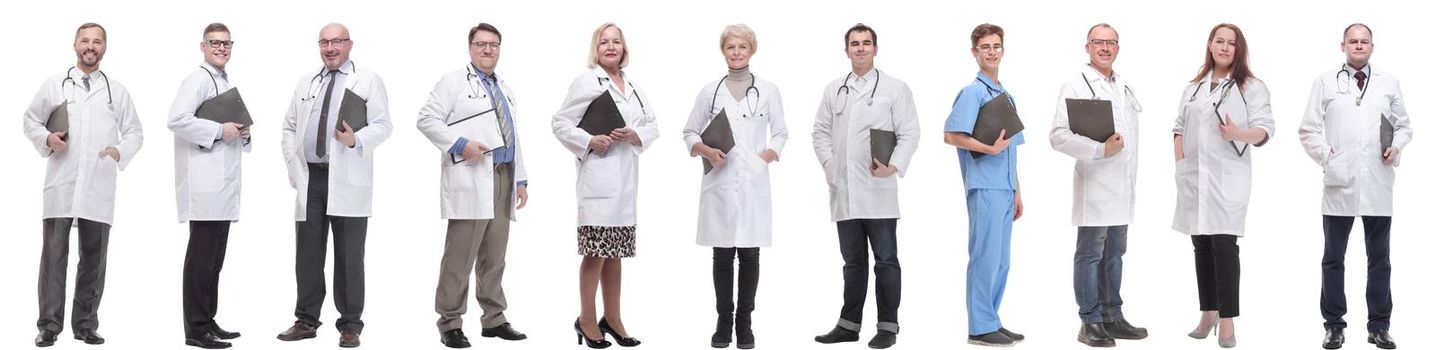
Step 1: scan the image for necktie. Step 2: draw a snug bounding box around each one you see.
[1354,71,1367,91]
[482,76,514,149]
[316,70,338,159]
[81,76,91,92]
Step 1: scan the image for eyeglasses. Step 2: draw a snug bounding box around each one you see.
[207,40,235,49]
[471,41,501,50]
[976,44,1004,52]
[317,38,351,47]
[1088,39,1119,48]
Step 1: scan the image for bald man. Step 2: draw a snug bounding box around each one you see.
[276,23,393,348]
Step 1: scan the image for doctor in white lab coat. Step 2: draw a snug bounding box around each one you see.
[811,24,918,349]
[22,23,144,347]
[416,23,532,346]
[167,23,249,348]
[1171,23,1273,348]
[276,23,393,347]
[551,23,656,347]
[1297,23,1409,349]
[1047,24,1147,346]
[682,24,787,349]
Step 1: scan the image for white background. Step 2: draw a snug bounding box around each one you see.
[1,0,1431,349]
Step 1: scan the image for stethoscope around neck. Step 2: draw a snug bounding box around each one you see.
[828,69,879,115]
[1335,65,1371,106]
[300,63,355,102]
[61,67,113,109]
[597,75,646,112]
[708,70,760,117]
[465,65,494,100]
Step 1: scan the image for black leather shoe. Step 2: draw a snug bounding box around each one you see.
[868,330,897,349]
[1103,318,1148,340]
[999,327,1025,342]
[481,323,528,341]
[1368,329,1396,349]
[186,332,233,349]
[211,325,241,340]
[35,330,59,347]
[1078,323,1115,347]
[1322,327,1343,349]
[74,329,105,345]
[967,331,1015,347]
[814,326,859,344]
[277,321,317,341]
[440,329,471,348]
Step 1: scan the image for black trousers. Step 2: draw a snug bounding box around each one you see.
[713,248,760,317]
[37,218,110,333]
[836,219,901,332]
[183,221,231,338]
[294,163,368,332]
[1192,234,1240,318]
[1321,215,1393,331]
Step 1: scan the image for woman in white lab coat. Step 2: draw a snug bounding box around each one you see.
[552,22,658,348]
[682,24,788,349]
[1171,23,1274,348]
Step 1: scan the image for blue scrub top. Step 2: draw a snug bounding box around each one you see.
[944,72,1023,191]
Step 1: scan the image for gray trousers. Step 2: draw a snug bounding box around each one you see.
[37,218,111,333]
[435,163,515,332]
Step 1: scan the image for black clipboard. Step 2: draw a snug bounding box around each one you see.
[971,92,1024,159]
[47,105,68,140]
[700,109,735,174]
[1065,98,1114,142]
[196,87,254,126]
[870,129,897,166]
[577,91,626,135]
[337,89,368,131]
[1380,113,1394,152]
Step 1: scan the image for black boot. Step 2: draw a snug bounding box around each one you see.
[735,312,754,349]
[735,248,759,349]
[711,313,733,348]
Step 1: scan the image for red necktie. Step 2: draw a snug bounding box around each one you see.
[1354,71,1366,91]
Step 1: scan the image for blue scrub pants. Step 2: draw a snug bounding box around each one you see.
[966,189,1013,335]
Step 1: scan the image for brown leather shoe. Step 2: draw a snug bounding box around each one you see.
[339,329,361,348]
[276,321,317,341]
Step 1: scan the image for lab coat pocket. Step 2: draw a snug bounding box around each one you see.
[90,155,120,203]
[578,157,621,199]
[342,147,374,186]
[1322,149,1354,188]
[190,150,227,193]
[1173,158,1197,192]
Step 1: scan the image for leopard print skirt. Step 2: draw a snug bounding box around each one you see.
[577,225,636,258]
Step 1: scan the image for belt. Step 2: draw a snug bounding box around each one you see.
[307,162,329,170]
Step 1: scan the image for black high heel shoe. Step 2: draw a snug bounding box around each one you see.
[575,319,612,349]
[598,318,641,347]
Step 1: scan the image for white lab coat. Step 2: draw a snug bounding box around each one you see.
[169,64,251,223]
[551,68,660,227]
[416,65,529,220]
[22,68,144,226]
[280,63,393,221]
[1050,65,1141,227]
[682,76,788,247]
[811,69,920,222]
[1172,74,1275,236]
[1297,67,1412,217]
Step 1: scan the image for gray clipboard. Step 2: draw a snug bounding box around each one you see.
[196,87,254,126]
[47,105,68,140]
[1065,98,1114,142]
[701,109,735,174]
[337,89,368,131]
[870,129,897,166]
[1380,113,1394,152]
[971,92,1024,159]
[578,91,626,135]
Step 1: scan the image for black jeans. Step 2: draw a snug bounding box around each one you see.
[1192,234,1239,318]
[294,163,368,332]
[183,221,231,338]
[1321,215,1392,331]
[713,248,760,316]
[835,219,901,333]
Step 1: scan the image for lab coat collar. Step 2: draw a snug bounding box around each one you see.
[1342,63,1371,77]
[1198,70,1232,85]
[1083,64,1118,83]
[201,63,227,81]
[974,71,1005,94]
[853,67,878,84]
[69,66,103,81]
[316,60,355,77]
[469,63,498,81]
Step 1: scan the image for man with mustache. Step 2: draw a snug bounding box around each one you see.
[22,22,145,347]
[276,22,393,348]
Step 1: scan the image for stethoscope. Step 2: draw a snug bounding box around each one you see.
[61,67,113,109]
[597,75,646,113]
[300,62,355,102]
[828,69,880,115]
[707,71,760,117]
[1335,65,1371,106]
[1080,72,1142,112]
[1186,78,1249,156]
[464,64,494,100]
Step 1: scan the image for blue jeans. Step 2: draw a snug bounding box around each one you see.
[1074,225,1127,324]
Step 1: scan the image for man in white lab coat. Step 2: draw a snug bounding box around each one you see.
[276,23,393,349]
[1048,23,1148,348]
[416,22,530,349]
[1298,23,1411,350]
[22,22,144,348]
[811,24,920,350]
[168,23,250,349]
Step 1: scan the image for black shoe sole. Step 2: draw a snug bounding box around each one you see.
[185,339,233,349]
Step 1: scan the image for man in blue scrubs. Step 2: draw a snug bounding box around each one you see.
[942,23,1025,348]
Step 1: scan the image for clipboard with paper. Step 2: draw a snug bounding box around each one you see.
[1212,82,1250,157]
[446,106,506,164]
